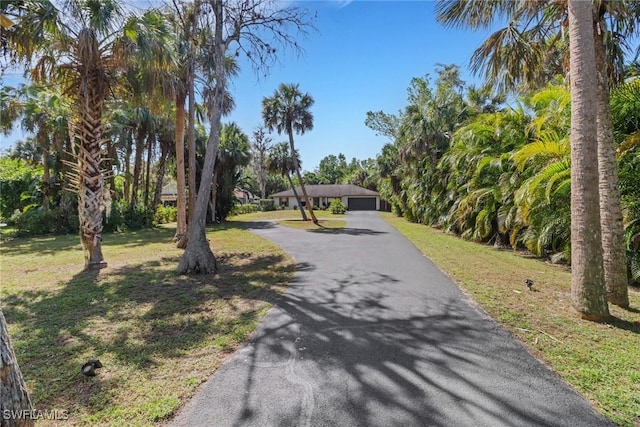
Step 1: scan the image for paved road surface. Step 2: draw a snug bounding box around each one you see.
[171,212,613,427]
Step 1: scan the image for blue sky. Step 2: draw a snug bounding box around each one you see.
[226,0,496,171]
[1,0,496,171]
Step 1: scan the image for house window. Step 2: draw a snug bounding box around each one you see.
[279,198,288,207]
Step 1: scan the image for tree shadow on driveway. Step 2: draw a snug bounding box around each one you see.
[308,227,387,236]
[175,269,614,427]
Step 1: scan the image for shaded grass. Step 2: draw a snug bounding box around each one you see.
[380,212,640,426]
[0,224,294,426]
[276,219,347,230]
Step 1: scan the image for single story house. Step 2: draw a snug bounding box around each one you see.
[160,180,178,205]
[270,184,381,211]
[233,188,257,204]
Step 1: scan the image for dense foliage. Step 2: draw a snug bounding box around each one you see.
[0,157,43,219]
[368,66,640,285]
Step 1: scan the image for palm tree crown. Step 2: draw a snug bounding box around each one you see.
[262,83,314,136]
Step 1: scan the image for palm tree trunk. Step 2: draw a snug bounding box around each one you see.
[286,173,306,220]
[40,129,50,211]
[594,17,629,308]
[187,68,197,224]
[124,133,132,204]
[0,309,34,427]
[567,0,609,321]
[106,138,118,201]
[72,33,108,270]
[209,168,219,223]
[177,0,223,274]
[175,90,188,246]
[143,127,154,208]
[131,129,145,208]
[287,124,317,223]
[152,136,169,215]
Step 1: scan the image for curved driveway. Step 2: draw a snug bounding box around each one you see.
[171,212,613,427]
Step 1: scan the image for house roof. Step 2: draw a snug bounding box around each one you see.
[270,184,379,198]
[161,180,178,196]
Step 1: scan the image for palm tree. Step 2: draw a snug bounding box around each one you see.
[266,141,306,220]
[593,10,629,307]
[208,122,250,222]
[567,0,609,320]
[262,83,318,223]
[153,115,175,215]
[166,1,199,245]
[436,0,630,310]
[0,309,34,427]
[0,86,21,134]
[442,107,529,245]
[20,84,70,211]
[251,126,272,200]
[9,1,171,269]
[176,0,313,275]
[129,107,155,209]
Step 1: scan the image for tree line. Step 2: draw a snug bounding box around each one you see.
[366,0,640,321]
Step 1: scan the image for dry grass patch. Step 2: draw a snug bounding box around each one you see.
[381,212,640,427]
[0,224,294,426]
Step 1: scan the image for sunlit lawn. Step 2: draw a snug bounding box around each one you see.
[381,212,640,426]
[4,211,638,426]
[0,223,294,426]
[229,209,345,222]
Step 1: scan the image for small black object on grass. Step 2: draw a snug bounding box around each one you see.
[525,279,534,291]
[81,359,103,377]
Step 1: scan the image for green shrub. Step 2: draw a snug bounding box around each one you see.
[13,207,79,236]
[258,199,276,211]
[123,204,153,230]
[14,208,56,236]
[0,157,43,218]
[154,205,177,224]
[103,201,153,232]
[103,201,125,232]
[231,204,259,216]
[329,199,346,214]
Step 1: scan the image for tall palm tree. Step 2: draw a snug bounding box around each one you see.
[262,83,318,223]
[0,309,34,427]
[176,0,314,275]
[20,84,70,211]
[166,1,198,245]
[9,1,171,269]
[567,0,609,320]
[208,122,251,222]
[251,126,272,200]
[153,115,175,215]
[436,0,630,309]
[266,141,306,220]
[594,10,630,307]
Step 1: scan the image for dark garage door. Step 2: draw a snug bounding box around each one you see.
[347,197,376,211]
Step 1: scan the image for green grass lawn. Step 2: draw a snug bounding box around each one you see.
[380,212,640,426]
[229,209,345,222]
[0,224,294,426]
[3,212,638,426]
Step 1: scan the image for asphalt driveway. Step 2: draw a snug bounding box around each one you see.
[170,212,613,427]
